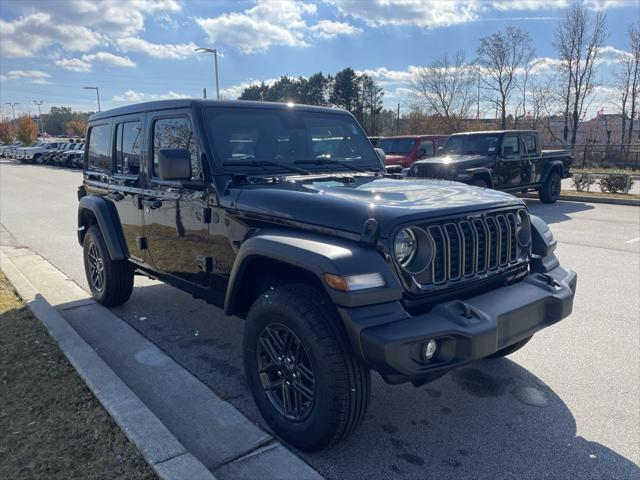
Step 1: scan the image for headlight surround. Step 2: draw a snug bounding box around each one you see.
[394,228,417,267]
[393,227,435,274]
[516,209,532,247]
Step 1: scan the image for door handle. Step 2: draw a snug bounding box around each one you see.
[107,192,124,201]
[141,198,162,209]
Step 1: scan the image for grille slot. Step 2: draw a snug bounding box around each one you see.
[412,209,528,288]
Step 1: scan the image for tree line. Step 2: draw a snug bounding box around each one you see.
[237,2,639,147]
[0,107,90,145]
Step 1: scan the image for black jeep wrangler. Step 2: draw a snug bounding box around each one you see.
[77,100,577,451]
[408,130,573,203]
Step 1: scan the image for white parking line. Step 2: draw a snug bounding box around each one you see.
[625,237,640,244]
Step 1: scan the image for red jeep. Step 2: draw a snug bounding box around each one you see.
[377,135,449,168]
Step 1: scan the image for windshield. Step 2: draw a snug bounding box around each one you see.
[205,107,379,172]
[442,134,501,155]
[376,138,416,155]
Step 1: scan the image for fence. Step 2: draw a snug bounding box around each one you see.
[542,144,640,170]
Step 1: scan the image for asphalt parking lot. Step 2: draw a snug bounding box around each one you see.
[1,158,639,479]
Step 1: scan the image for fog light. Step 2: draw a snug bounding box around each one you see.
[423,339,437,360]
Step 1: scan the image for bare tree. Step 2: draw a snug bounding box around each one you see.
[410,52,476,133]
[626,22,640,146]
[554,2,607,146]
[476,27,535,129]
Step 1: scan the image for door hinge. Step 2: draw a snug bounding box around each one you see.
[196,207,212,224]
[136,236,148,250]
[197,255,213,272]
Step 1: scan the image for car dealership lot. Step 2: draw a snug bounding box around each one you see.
[1,159,638,479]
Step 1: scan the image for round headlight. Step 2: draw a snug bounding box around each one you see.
[394,228,417,267]
[516,210,531,247]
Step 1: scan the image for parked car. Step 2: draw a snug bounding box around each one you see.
[77,99,576,451]
[42,142,72,164]
[408,130,573,203]
[0,142,23,157]
[63,144,85,168]
[377,134,449,169]
[20,142,62,163]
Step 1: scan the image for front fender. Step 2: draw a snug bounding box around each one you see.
[455,167,493,186]
[77,195,128,261]
[224,229,403,314]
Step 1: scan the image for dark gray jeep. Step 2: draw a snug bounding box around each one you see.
[77,100,577,451]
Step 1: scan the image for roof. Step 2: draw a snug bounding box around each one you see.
[450,129,538,135]
[89,98,349,122]
[379,134,449,140]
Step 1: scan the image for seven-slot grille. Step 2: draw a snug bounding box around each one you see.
[413,209,527,287]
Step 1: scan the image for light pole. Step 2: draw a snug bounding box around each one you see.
[195,47,220,100]
[83,86,101,111]
[33,100,45,137]
[5,102,18,125]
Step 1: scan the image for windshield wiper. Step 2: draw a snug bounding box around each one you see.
[294,158,367,173]
[222,160,310,175]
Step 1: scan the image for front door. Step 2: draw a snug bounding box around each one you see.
[497,135,522,187]
[142,112,213,287]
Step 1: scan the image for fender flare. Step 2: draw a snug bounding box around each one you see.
[457,167,493,187]
[540,160,564,183]
[224,229,403,315]
[77,195,128,261]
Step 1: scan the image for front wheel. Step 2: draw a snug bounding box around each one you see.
[83,225,134,306]
[243,284,370,451]
[539,172,561,203]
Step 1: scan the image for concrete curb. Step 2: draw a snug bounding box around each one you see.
[519,193,640,206]
[1,249,217,480]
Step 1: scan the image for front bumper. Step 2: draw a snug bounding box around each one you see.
[338,265,577,385]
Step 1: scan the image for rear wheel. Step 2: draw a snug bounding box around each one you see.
[243,284,370,451]
[486,335,533,359]
[539,171,561,203]
[83,225,134,306]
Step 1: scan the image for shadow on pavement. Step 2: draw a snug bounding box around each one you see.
[110,282,639,480]
[523,198,595,225]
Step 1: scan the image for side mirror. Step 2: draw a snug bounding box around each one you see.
[158,148,191,180]
[374,147,386,167]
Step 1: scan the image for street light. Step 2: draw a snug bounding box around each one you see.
[33,100,45,137]
[195,47,220,100]
[83,86,101,111]
[4,102,18,125]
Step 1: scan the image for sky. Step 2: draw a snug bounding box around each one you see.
[0,0,638,119]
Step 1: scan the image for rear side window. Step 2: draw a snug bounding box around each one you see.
[522,134,537,153]
[87,124,112,171]
[502,136,519,154]
[115,121,141,175]
[152,117,200,180]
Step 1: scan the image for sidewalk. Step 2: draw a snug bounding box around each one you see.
[0,246,322,480]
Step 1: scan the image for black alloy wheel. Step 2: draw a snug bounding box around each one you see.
[86,240,105,292]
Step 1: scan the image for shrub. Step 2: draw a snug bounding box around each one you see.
[598,174,635,194]
[15,115,38,146]
[571,173,594,192]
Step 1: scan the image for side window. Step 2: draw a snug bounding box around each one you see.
[502,136,519,155]
[115,121,141,175]
[522,134,537,153]
[417,140,434,157]
[87,124,112,172]
[152,117,200,180]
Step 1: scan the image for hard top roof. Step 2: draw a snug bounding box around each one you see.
[89,99,349,122]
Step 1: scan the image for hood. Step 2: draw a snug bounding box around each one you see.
[232,174,523,239]
[385,154,410,165]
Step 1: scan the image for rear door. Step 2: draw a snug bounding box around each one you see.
[497,134,522,187]
[142,111,213,287]
[111,115,146,263]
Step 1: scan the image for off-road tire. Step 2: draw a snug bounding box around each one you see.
[539,171,561,203]
[486,335,533,359]
[471,177,489,188]
[83,225,134,306]
[243,284,371,451]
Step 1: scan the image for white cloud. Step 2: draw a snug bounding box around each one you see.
[116,37,199,59]
[0,69,52,84]
[111,90,188,102]
[309,20,362,38]
[325,0,481,28]
[489,1,569,11]
[196,0,358,53]
[55,52,135,72]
